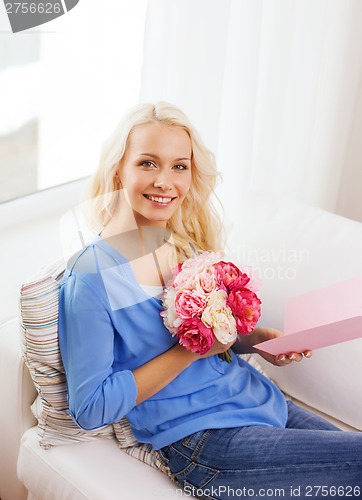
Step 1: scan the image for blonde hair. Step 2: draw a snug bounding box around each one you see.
[84,102,224,261]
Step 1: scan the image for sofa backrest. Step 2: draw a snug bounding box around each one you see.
[226,193,362,430]
[0,178,86,326]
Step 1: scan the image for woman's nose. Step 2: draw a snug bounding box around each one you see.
[153,174,172,190]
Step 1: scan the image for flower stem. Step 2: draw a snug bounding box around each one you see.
[218,349,232,363]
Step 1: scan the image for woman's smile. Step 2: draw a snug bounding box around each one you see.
[143,193,177,205]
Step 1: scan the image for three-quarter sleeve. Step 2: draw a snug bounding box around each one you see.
[58,271,138,430]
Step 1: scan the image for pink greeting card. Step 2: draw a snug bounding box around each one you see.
[253,276,362,355]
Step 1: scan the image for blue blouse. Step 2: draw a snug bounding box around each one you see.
[58,236,288,450]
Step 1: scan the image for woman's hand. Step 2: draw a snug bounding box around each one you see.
[199,337,237,359]
[236,326,312,367]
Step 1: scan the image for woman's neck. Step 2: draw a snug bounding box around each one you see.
[100,220,176,287]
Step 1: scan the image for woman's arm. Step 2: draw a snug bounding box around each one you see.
[59,274,139,430]
[133,338,236,405]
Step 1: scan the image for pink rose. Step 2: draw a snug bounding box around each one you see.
[176,317,215,355]
[172,267,197,289]
[181,251,222,274]
[237,266,260,294]
[175,290,206,319]
[195,266,218,296]
[213,261,250,292]
[168,263,183,285]
[227,288,262,334]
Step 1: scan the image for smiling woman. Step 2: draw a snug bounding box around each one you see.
[0,0,147,203]
[84,102,224,263]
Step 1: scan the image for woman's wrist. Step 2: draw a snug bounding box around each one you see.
[231,335,252,354]
[172,342,199,364]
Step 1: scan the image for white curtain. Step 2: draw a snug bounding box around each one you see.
[139,0,362,222]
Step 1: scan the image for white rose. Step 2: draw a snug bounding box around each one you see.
[201,290,237,344]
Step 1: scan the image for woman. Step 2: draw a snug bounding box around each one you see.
[58,102,362,499]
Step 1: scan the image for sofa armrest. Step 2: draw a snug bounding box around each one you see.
[0,318,37,500]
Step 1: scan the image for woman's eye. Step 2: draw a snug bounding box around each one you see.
[174,164,188,171]
[140,161,155,167]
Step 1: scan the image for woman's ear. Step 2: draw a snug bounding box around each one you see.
[114,169,122,189]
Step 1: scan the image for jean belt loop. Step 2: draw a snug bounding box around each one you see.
[158,445,171,464]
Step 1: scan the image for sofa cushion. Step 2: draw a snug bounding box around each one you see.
[18,427,177,500]
[0,319,37,500]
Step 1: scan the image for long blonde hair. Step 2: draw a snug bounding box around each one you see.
[84,102,224,261]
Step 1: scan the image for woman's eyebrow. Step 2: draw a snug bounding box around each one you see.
[138,153,191,161]
[138,153,159,158]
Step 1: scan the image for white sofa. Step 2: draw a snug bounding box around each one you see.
[0,181,361,500]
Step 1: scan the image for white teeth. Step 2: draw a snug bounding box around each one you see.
[146,195,173,203]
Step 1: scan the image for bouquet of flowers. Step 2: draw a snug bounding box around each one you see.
[160,251,262,362]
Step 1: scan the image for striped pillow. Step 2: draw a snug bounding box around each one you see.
[19,259,172,480]
[20,259,115,447]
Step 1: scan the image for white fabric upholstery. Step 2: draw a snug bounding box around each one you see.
[0,319,37,500]
[18,427,174,500]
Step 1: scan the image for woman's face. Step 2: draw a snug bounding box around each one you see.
[117,122,192,227]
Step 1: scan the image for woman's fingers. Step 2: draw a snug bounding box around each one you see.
[275,350,312,366]
[275,354,291,366]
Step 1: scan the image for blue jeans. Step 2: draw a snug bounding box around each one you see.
[159,401,362,499]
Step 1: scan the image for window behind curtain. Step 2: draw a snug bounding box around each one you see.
[0,0,148,203]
